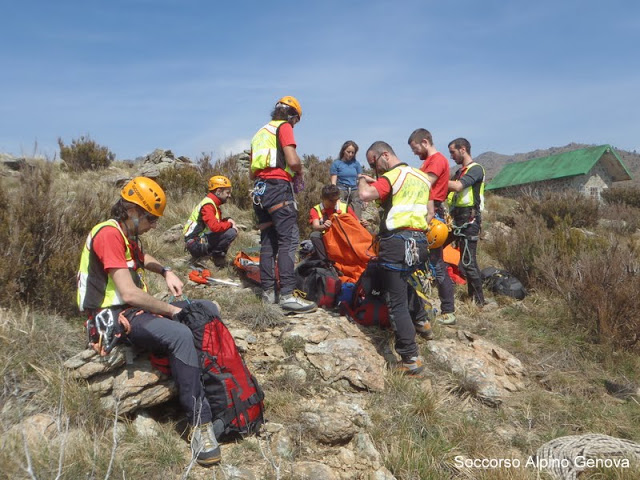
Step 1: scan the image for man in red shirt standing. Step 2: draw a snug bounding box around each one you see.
[183,175,238,268]
[408,128,456,325]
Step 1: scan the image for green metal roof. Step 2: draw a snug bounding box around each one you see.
[486,144,632,191]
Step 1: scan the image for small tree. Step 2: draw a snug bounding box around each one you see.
[58,135,115,171]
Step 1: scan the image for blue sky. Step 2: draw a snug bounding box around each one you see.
[1,0,639,167]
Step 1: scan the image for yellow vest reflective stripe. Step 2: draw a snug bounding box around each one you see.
[182,197,219,239]
[381,166,431,231]
[312,200,347,219]
[250,120,294,177]
[77,219,147,311]
[447,163,485,210]
[313,200,347,234]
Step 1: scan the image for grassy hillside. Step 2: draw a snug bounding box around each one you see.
[2,155,640,479]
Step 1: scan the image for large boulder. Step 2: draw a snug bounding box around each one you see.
[426,330,526,406]
[136,148,193,178]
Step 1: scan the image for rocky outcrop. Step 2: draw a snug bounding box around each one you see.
[426,330,526,406]
[136,148,194,178]
[64,346,176,414]
[62,307,393,478]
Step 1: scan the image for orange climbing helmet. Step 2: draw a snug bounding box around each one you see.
[121,177,166,217]
[276,96,302,118]
[427,218,449,249]
[208,175,232,191]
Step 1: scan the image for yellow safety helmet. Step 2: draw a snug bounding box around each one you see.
[427,218,449,249]
[277,96,302,118]
[121,177,166,217]
[208,175,232,191]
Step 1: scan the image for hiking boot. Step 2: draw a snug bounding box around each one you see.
[189,422,221,466]
[397,356,426,376]
[279,290,317,314]
[262,289,277,304]
[415,320,434,340]
[437,313,457,325]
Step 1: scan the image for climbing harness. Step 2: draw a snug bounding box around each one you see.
[452,219,478,268]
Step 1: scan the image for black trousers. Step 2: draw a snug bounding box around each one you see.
[378,231,429,362]
[186,228,238,259]
[428,245,455,314]
[452,221,485,305]
[253,180,299,295]
[126,300,212,425]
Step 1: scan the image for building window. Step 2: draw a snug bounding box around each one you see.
[589,187,600,200]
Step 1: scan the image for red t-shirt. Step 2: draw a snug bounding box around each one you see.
[255,122,296,181]
[371,177,392,202]
[309,204,358,224]
[419,151,450,202]
[92,225,143,272]
[201,192,232,232]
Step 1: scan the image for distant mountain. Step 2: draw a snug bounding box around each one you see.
[476,143,640,187]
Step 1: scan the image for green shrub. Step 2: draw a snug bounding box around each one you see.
[485,205,604,290]
[485,194,640,350]
[599,202,640,234]
[602,186,640,208]
[551,240,640,350]
[58,135,115,171]
[156,164,204,198]
[0,162,112,315]
[521,191,599,229]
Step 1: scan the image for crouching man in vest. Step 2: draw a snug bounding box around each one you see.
[309,184,365,263]
[183,175,238,268]
[250,95,317,313]
[76,177,221,467]
[358,142,435,376]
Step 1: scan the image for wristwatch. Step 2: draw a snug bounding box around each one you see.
[161,266,172,277]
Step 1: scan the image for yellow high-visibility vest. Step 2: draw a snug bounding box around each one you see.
[380,165,431,231]
[183,196,220,239]
[312,200,347,220]
[77,219,147,311]
[250,120,294,177]
[447,163,485,210]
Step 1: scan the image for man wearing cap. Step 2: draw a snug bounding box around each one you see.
[77,177,222,466]
[250,96,317,314]
[183,175,238,268]
[408,128,456,326]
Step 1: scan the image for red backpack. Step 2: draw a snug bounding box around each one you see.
[341,259,391,328]
[154,300,265,438]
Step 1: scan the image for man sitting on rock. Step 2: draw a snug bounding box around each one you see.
[183,175,238,268]
[77,177,221,466]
